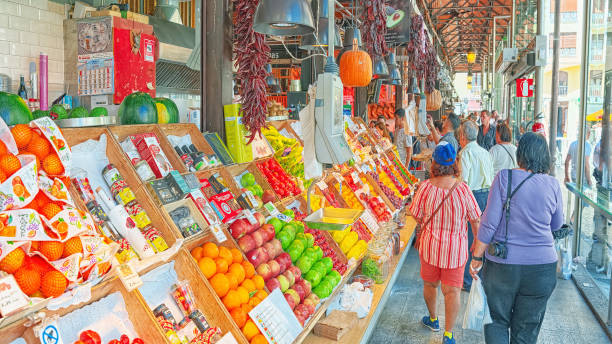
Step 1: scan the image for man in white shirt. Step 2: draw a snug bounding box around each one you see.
[489,122,517,176]
[457,120,494,290]
[564,130,592,187]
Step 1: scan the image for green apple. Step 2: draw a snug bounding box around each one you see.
[304,269,323,287]
[241,173,256,187]
[288,246,303,263]
[310,262,327,276]
[282,223,297,239]
[320,257,333,274]
[282,209,295,219]
[303,247,317,260]
[278,231,293,250]
[293,233,307,247]
[268,218,283,234]
[316,280,334,297]
[326,270,342,286]
[294,221,305,233]
[312,246,323,261]
[304,233,314,247]
[288,240,305,254]
[296,255,314,274]
[252,184,263,197]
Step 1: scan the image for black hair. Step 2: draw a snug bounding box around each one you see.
[395,108,405,118]
[434,120,443,132]
[447,112,460,130]
[497,123,512,142]
[516,132,551,174]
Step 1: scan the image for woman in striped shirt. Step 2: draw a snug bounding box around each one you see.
[409,142,482,344]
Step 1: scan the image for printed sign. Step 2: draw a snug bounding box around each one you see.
[516,78,534,97]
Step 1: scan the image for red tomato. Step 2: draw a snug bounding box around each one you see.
[131,339,144,344]
[79,331,101,344]
[119,335,130,344]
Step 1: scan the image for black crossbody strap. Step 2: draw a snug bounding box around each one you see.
[499,144,516,166]
[503,170,535,244]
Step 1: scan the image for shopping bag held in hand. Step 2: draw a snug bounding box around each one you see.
[462,279,492,331]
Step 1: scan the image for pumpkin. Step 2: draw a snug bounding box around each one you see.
[426,89,442,111]
[339,39,372,87]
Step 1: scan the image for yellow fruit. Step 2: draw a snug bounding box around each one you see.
[242,320,259,340]
[340,231,359,253]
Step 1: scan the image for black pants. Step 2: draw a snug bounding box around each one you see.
[482,260,557,344]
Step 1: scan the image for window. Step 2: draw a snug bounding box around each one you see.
[559,71,568,96]
[549,32,577,56]
[590,34,605,61]
[588,70,603,98]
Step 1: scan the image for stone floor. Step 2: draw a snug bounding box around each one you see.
[368,249,611,344]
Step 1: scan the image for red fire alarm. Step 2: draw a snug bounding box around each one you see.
[516,78,534,97]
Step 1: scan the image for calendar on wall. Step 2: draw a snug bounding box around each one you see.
[77,17,114,96]
[77,57,114,96]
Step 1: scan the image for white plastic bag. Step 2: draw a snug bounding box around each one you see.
[462,279,492,331]
[556,238,573,280]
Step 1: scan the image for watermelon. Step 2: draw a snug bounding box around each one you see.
[118,92,158,124]
[32,109,50,119]
[154,97,179,123]
[0,92,33,125]
[90,107,108,117]
[70,106,89,118]
[50,104,68,120]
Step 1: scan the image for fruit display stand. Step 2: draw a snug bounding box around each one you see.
[158,123,226,172]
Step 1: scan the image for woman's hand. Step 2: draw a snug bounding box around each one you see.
[469,259,483,280]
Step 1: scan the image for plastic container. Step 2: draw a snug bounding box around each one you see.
[362,241,390,284]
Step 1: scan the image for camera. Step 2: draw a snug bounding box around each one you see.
[488,241,508,259]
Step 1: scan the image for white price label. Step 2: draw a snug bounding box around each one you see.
[118,262,143,292]
[245,190,259,208]
[276,213,291,222]
[360,210,380,234]
[0,274,29,317]
[351,171,360,182]
[244,209,258,225]
[315,180,328,190]
[210,224,227,243]
[264,202,280,216]
[333,173,344,185]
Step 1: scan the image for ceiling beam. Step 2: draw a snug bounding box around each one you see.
[428,5,511,9]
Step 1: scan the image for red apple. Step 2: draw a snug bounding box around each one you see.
[270,239,283,257]
[275,257,289,273]
[259,224,276,242]
[294,310,307,325]
[253,211,265,227]
[256,262,273,280]
[262,190,276,204]
[303,296,318,309]
[288,265,302,281]
[229,218,249,239]
[284,292,297,310]
[304,303,316,315]
[247,247,269,267]
[295,304,311,318]
[282,270,295,286]
[262,241,278,260]
[292,282,306,301]
[285,289,300,305]
[296,279,311,296]
[238,234,257,252]
[305,293,320,306]
[251,230,265,247]
[277,253,292,270]
[268,259,281,277]
[266,278,281,292]
[277,275,290,292]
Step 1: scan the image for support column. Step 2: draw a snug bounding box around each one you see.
[549,0,561,174]
[205,0,233,138]
[534,0,544,120]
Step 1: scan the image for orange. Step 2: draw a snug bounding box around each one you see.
[0,247,25,273]
[254,290,268,300]
[252,275,265,290]
[241,302,253,313]
[240,279,256,293]
[229,263,246,284]
[242,320,259,340]
[214,258,229,274]
[218,246,233,266]
[227,272,238,290]
[0,169,6,183]
[236,286,249,304]
[62,237,83,258]
[26,136,50,160]
[248,296,262,308]
[30,241,40,251]
[40,202,62,219]
[11,124,32,149]
[230,307,248,328]
[242,261,255,278]
[14,266,41,296]
[0,153,21,176]
[210,273,230,298]
[25,255,52,275]
[250,334,267,344]
[42,154,64,175]
[41,270,67,298]
[230,248,243,264]
[39,241,64,261]
[197,257,216,279]
[222,290,241,311]
[202,242,219,259]
[191,247,204,260]
[0,140,7,156]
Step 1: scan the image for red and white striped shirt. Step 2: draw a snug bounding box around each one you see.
[409,180,481,269]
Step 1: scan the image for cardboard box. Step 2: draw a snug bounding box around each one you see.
[131,133,174,178]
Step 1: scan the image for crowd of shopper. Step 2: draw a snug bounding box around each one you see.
[404,110,564,344]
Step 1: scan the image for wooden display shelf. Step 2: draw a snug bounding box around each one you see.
[302,218,417,344]
[158,123,220,172]
[226,162,281,204]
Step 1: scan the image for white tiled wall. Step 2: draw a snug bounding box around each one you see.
[0,0,65,100]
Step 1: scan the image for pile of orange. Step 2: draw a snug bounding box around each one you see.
[7,124,65,177]
[0,246,68,297]
[192,242,269,344]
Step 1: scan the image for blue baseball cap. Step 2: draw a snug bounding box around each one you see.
[433,141,456,166]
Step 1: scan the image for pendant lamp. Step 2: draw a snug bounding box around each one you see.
[337,27,362,64]
[467,46,476,64]
[253,0,315,36]
[383,53,401,85]
[299,0,341,51]
[467,70,473,83]
[410,77,420,94]
[372,57,389,79]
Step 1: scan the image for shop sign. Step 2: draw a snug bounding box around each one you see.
[516,78,534,97]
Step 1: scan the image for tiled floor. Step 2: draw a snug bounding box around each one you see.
[368,250,611,344]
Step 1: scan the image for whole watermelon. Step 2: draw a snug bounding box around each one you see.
[0,92,33,125]
[32,109,50,119]
[70,106,89,118]
[154,97,179,123]
[50,104,68,120]
[118,92,158,124]
[90,107,108,117]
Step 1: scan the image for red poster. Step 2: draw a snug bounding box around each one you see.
[516,78,534,97]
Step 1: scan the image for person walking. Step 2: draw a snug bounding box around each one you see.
[470,132,564,344]
[489,123,518,176]
[427,112,461,152]
[564,129,593,187]
[457,120,494,290]
[394,109,413,167]
[478,110,497,150]
[410,142,481,344]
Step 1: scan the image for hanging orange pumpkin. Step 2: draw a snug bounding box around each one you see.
[339,39,373,87]
[426,89,442,111]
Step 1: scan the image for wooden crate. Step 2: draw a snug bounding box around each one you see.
[195,167,243,197]
[108,124,187,176]
[158,123,220,172]
[226,162,280,204]
[61,127,181,249]
[161,198,210,242]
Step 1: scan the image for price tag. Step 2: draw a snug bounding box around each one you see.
[118,262,143,292]
[315,180,328,190]
[276,213,291,223]
[360,210,380,234]
[244,209,257,225]
[38,321,65,344]
[0,274,29,317]
[245,190,259,208]
[264,202,280,216]
[333,173,344,186]
[351,171,360,183]
[210,224,227,243]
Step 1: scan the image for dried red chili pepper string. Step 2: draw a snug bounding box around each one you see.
[361,0,389,59]
[234,0,270,143]
[406,15,439,93]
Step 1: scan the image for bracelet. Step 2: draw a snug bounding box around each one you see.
[472,256,483,262]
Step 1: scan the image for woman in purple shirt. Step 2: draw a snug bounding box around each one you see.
[469,133,564,344]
